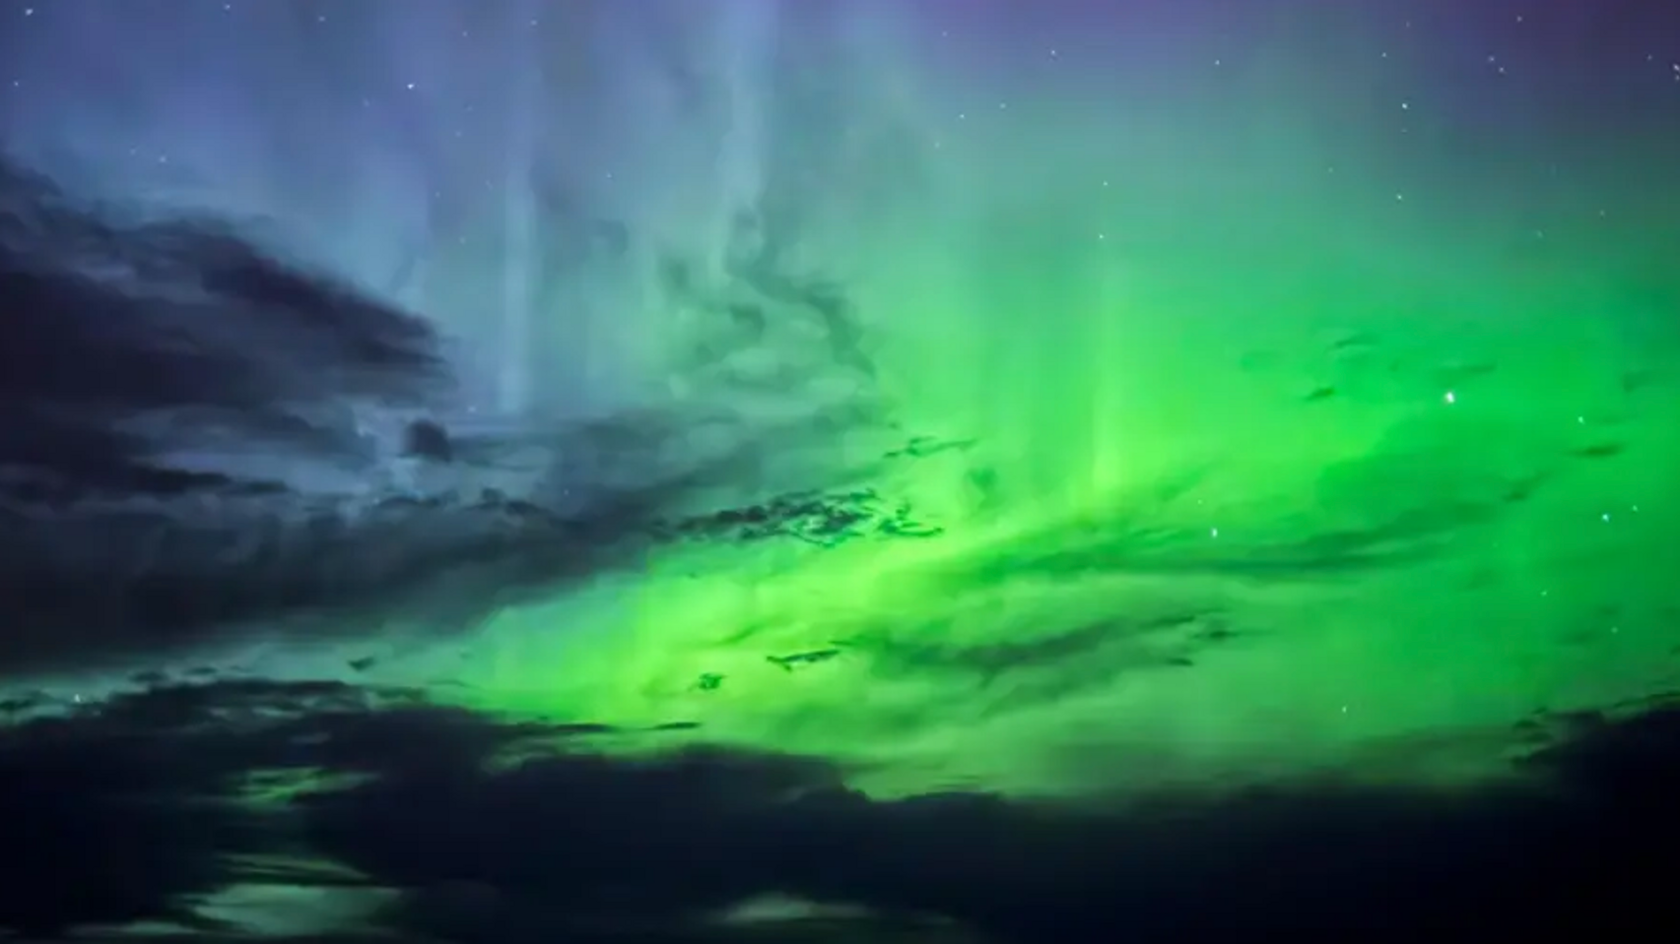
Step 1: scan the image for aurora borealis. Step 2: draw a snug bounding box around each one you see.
[4,0,1680,940]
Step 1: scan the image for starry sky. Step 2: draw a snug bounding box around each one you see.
[4,1,1680,941]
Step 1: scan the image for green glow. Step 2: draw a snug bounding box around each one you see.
[170,79,1668,801]
[423,176,1679,797]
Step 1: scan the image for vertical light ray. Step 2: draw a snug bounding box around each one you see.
[496,0,539,416]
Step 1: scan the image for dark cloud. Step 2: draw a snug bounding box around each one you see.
[3,678,1679,941]
[0,152,452,667]
[0,154,451,490]
[0,154,918,673]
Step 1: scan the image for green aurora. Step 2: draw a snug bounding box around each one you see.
[367,211,1679,800]
[8,6,1680,939]
[15,1,1680,808]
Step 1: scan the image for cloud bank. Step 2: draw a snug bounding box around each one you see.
[2,676,1677,941]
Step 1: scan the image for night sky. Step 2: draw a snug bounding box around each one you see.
[4,1,1680,941]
